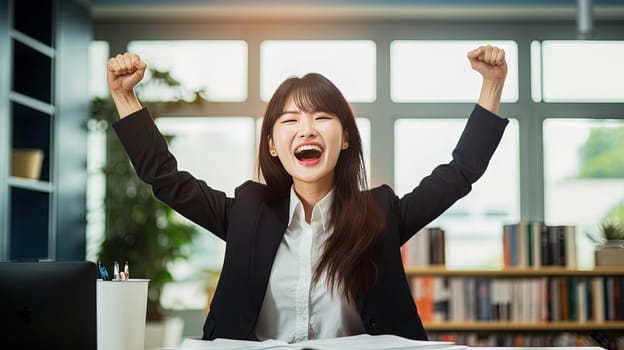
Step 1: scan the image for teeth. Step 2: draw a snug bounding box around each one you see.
[295,144,322,153]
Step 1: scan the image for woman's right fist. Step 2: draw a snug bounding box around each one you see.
[107,53,147,93]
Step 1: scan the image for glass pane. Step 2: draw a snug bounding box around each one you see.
[390,40,518,103]
[260,40,376,102]
[544,119,624,269]
[89,41,110,99]
[530,40,542,103]
[155,116,256,309]
[541,41,624,102]
[395,118,520,269]
[85,120,107,262]
[127,40,247,102]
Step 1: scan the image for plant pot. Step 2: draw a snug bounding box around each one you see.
[11,148,44,180]
[594,240,624,267]
[144,316,184,349]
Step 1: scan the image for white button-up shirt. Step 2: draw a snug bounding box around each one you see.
[254,187,365,343]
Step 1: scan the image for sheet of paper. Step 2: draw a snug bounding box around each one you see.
[178,337,290,349]
[296,334,467,350]
[177,334,468,350]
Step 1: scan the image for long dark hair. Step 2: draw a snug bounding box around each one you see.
[258,73,385,302]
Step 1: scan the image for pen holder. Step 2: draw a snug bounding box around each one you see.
[97,279,150,350]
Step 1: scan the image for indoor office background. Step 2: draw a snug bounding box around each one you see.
[2,0,624,342]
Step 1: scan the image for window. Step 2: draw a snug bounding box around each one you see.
[544,119,624,268]
[127,40,248,102]
[89,41,110,99]
[395,118,520,269]
[86,41,110,262]
[85,119,107,263]
[260,40,376,102]
[538,41,624,102]
[390,40,518,103]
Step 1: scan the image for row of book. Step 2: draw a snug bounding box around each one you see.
[401,222,579,268]
[410,276,624,323]
[401,227,446,266]
[428,332,623,350]
[502,222,577,268]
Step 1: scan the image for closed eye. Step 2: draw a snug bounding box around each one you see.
[315,114,334,121]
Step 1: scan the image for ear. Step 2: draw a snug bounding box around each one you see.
[268,136,278,157]
[342,130,349,150]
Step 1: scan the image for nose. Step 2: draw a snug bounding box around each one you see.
[297,117,317,138]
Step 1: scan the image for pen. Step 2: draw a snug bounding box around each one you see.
[97,261,111,281]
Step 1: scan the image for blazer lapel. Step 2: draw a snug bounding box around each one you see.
[250,194,290,312]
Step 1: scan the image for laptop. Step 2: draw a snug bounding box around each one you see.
[0,261,97,349]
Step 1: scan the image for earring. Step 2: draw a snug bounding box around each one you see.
[342,142,349,149]
[270,149,277,156]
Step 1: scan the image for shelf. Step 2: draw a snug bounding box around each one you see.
[10,92,54,115]
[10,30,55,57]
[8,176,53,193]
[424,321,624,331]
[2,0,90,261]
[11,101,52,182]
[404,266,624,277]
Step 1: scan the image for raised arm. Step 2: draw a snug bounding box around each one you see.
[107,52,145,118]
[106,53,232,240]
[397,45,509,244]
[467,45,507,115]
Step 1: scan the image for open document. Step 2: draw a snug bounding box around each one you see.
[176,334,469,350]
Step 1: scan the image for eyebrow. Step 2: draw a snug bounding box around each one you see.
[278,110,302,117]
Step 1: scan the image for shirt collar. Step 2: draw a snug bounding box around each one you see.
[288,186,334,232]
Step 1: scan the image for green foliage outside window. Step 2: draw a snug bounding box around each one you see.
[578,127,624,179]
[577,126,624,242]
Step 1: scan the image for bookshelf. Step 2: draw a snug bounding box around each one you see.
[405,266,624,277]
[406,267,624,349]
[424,321,624,332]
[406,267,624,331]
[403,227,623,348]
[0,0,90,261]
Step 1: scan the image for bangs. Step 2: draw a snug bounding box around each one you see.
[288,75,340,115]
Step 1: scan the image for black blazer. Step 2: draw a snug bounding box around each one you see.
[113,104,508,341]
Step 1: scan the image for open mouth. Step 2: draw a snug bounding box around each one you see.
[294,144,323,163]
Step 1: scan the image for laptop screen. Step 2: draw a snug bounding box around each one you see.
[0,261,97,349]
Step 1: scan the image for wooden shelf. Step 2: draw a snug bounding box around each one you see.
[405,266,624,277]
[424,321,624,331]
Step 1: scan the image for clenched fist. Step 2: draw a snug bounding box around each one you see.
[467,45,507,83]
[107,53,147,93]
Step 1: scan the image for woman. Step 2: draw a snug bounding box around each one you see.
[107,45,509,342]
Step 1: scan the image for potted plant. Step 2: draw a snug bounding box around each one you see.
[91,69,206,329]
[588,218,624,267]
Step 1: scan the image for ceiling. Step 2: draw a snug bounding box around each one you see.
[90,0,624,20]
